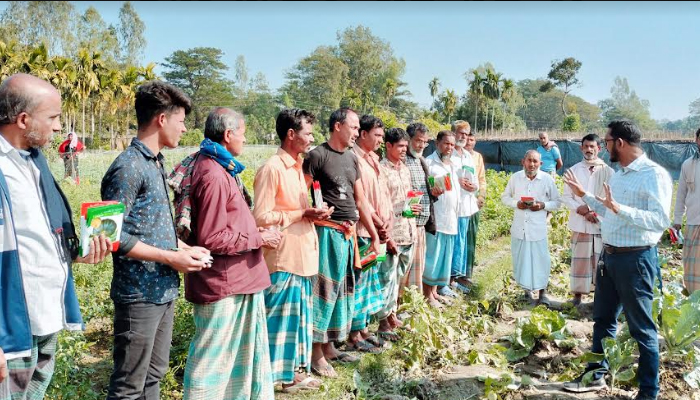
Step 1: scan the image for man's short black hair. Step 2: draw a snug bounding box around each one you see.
[384,127,409,145]
[275,108,316,143]
[581,133,601,145]
[607,120,641,146]
[359,114,384,133]
[406,122,428,138]
[135,81,192,128]
[328,107,357,132]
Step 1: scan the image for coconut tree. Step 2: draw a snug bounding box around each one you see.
[441,89,457,123]
[75,48,102,142]
[467,70,486,133]
[484,69,502,133]
[429,77,440,110]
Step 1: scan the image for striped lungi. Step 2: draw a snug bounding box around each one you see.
[466,211,480,278]
[683,225,700,293]
[264,271,313,385]
[570,232,602,294]
[451,217,471,279]
[0,333,58,400]
[352,237,383,332]
[183,292,273,400]
[376,244,413,320]
[424,232,455,287]
[401,226,426,290]
[312,226,355,343]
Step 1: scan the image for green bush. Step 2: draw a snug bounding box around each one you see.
[179,129,204,147]
[562,113,581,132]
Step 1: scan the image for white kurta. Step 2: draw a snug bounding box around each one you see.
[425,152,459,235]
[501,170,561,291]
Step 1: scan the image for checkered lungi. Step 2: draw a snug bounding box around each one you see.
[183,292,273,400]
[264,271,313,385]
[312,226,355,343]
[683,225,700,293]
[0,333,58,400]
[351,237,383,332]
[570,232,602,294]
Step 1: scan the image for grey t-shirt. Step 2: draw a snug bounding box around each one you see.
[303,143,360,222]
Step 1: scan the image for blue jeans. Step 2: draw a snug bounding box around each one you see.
[587,246,659,398]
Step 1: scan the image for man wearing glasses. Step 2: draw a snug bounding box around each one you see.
[562,120,672,400]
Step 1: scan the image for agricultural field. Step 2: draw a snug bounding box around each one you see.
[44,148,698,400]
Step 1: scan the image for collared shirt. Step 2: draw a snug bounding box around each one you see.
[0,134,66,336]
[425,152,460,235]
[405,153,431,226]
[380,158,415,245]
[563,161,615,234]
[253,148,319,276]
[469,150,487,201]
[583,154,672,247]
[353,146,392,238]
[101,138,179,304]
[537,144,561,173]
[673,156,700,226]
[451,148,480,217]
[186,157,269,303]
[501,170,561,241]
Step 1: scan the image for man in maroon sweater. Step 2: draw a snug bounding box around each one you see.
[182,107,281,399]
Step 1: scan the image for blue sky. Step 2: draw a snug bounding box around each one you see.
[5,1,700,120]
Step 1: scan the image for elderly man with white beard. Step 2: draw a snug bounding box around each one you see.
[501,150,561,306]
[562,134,614,306]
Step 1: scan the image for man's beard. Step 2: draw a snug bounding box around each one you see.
[609,146,619,163]
[409,147,421,158]
[583,152,595,161]
[439,151,451,162]
[524,167,539,177]
[24,127,47,149]
[455,139,466,148]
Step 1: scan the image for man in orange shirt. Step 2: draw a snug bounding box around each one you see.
[254,109,331,391]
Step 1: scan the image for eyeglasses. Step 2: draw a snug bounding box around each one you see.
[604,138,616,144]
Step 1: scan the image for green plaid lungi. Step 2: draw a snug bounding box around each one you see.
[264,271,313,385]
[351,237,383,331]
[465,211,480,278]
[183,292,273,400]
[312,226,355,343]
[0,333,58,400]
[683,225,700,293]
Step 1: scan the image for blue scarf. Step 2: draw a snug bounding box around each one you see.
[198,138,253,208]
[199,138,245,176]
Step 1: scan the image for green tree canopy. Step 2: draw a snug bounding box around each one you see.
[161,47,235,129]
[598,76,657,131]
[539,57,582,117]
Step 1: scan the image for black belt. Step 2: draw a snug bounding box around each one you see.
[603,245,651,255]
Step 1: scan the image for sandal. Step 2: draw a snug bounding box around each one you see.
[346,340,381,353]
[377,330,400,342]
[311,363,338,378]
[282,376,322,393]
[364,334,387,348]
[327,352,360,364]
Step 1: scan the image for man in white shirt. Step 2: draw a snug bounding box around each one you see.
[562,134,614,306]
[673,127,700,293]
[0,74,110,399]
[448,120,479,295]
[423,131,460,307]
[501,150,561,306]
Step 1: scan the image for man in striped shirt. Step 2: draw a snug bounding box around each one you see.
[562,120,672,400]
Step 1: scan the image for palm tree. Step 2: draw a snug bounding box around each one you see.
[75,48,102,142]
[429,77,440,110]
[467,70,485,133]
[442,89,457,123]
[383,78,397,107]
[485,69,502,133]
[500,78,516,133]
